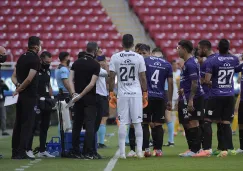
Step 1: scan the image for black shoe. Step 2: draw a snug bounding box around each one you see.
[2,132,10,136]
[83,154,94,160]
[0,154,3,159]
[163,142,175,147]
[14,153,35,160]
[68,151,84,159]
[98,143,108,149]
[93,152,102,159]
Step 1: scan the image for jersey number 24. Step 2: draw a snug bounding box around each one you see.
[120,66,135,81]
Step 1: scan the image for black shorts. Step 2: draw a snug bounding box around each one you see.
[178,96,204,124]
[204,99,208,110]
[96,94,109,117]
[143,97,166,123]
[238,101,243,124]
[205,96,234,122]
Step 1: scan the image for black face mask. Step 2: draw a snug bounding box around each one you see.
[67,59,71,66]
[42,63,50,69]
[0,55,7,63]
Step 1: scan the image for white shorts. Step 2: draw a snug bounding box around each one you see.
[117,97,143,125]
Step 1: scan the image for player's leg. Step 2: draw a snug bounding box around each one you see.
[130,97,143,158]
[117,97,130,158]
[127,124,137,157]
[151,98,166,157]
[142,102,151,157]
[164,110,174,146]
[237,101,243,153]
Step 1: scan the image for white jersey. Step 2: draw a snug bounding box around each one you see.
[172,69,181,100]
[109,50,146,98]
[96,68,108,96]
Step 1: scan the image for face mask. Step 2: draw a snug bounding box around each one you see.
[0,55,7,63]
[66,59,71,66]
[42,63,50,69]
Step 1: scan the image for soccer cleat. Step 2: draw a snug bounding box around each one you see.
[192,150,211,157]
[127,150,137,158]
[212,149,221,156]
[217,151,228,157]
[178,150,190,157]
[236,148,243,154]
[37,151,55,158]
[137,152,144,158]
[179,150,195,157]
[144,148,151,157]
[152,149,156,157]
[119,154,126,159]
[93,152,102,159]
[26,150,35,159]
[155,150,163,157]
[84,154,94,160]
[163,142,175,147]
[98,143,108,149]
[0,154,3,159]
[228,149,237,155]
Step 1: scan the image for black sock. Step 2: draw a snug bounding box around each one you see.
[129,127,136,151]
[142,124,150,150]
[188,127,201,153]
[184,125,191,150]
[217,123,223,150]
[202,121,212,150]
[239,129,243,150]
[221,124,234,150]
[199,120,204,149]
[154,125,164,150]
[151,127,157,150]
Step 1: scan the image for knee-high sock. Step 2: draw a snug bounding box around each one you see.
[125,125,130,144]
[188,126,201,153]
[202,121,212,150]
[118,124,127,155]
[142,124,150,150]
[167,121,174,143]
[151,127,157,150]
[183,125,191,150]
[221,124,234,151]
[217,123,223,150]
[232,115,238,132]
[98,124,106,145]
[129,127,136,151]
[153,125,164,150]
[133,123,143,153]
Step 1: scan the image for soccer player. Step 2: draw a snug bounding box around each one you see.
[177,40,204,157]
[205,39,239,157]
[139,44,173,156]
[109,34,147,158]
[193,40,216,157]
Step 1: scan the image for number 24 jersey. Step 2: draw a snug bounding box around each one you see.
[109,50,146,98]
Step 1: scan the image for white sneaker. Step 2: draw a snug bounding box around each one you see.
[119,154,126,159]
[179,150,196,157]
[37,151,55,158]
[236,148,243,154]
[26,150,35,158]
[127,150,137,157]
[137,152,144,158]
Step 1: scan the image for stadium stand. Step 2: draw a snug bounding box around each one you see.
[0,0,122,63]
[129,0,243,60]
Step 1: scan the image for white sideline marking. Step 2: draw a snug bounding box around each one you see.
[15,159,42,171]
[104,150,120,171]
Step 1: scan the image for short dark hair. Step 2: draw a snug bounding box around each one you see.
[28,36,40,48]
[139,44,150,52]
[59,52,69,62]
[40,51,51,58]
[152,47,162,53]
[122,34,134,49]
[218,39,230,54]
[198,40,212,49]
[86,42,98,53]
[193,47,199,57]
[135,43,143,50]
[78,51,86,58]
[178,40,193,53]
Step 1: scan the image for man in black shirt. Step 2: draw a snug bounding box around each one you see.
[11,36,40,160]
[68,42,100,159]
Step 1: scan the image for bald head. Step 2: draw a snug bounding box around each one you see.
[0,46,6,55]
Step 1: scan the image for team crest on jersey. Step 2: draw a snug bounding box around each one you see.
[208,110,213,115]
[47,71,50,75]
[124,59,131,64]
[154,61,161,66]
[197,111,201,116]
[223,63,231,67]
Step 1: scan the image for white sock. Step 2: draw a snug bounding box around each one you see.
[133,123,143,153]
[118,124,127,156]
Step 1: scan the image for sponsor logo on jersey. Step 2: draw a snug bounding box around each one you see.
[120,53,135,57]
[218,56,234,61]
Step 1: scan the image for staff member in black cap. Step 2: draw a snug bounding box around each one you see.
[11,36,41,160]
[68,42,100,159]
[27,51,55,158]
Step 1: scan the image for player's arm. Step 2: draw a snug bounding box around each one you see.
[60,67,71,93]
[49,83,53,96]
[139,72,147,92]
[68,70,75,95]
[109,71,116,92]
[11,67,19,87]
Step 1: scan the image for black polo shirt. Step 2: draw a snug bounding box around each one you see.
[38,66,51,97]
[16,50,40,97]
[71,53,100,103]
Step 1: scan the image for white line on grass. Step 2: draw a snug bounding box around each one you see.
[104,149,120,171]
[15,159,42,171]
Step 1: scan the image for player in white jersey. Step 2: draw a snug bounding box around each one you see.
[109,34,147,158]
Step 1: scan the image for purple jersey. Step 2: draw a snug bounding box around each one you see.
[206,54,239,97]
[234,63,243,101]
[200,54,218,99]
[145,56,173,99]
[180,57,204,101]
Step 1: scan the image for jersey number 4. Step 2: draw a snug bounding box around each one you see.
[151,69,160,85]
[120,66,135,81]
[218,69,234,84]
